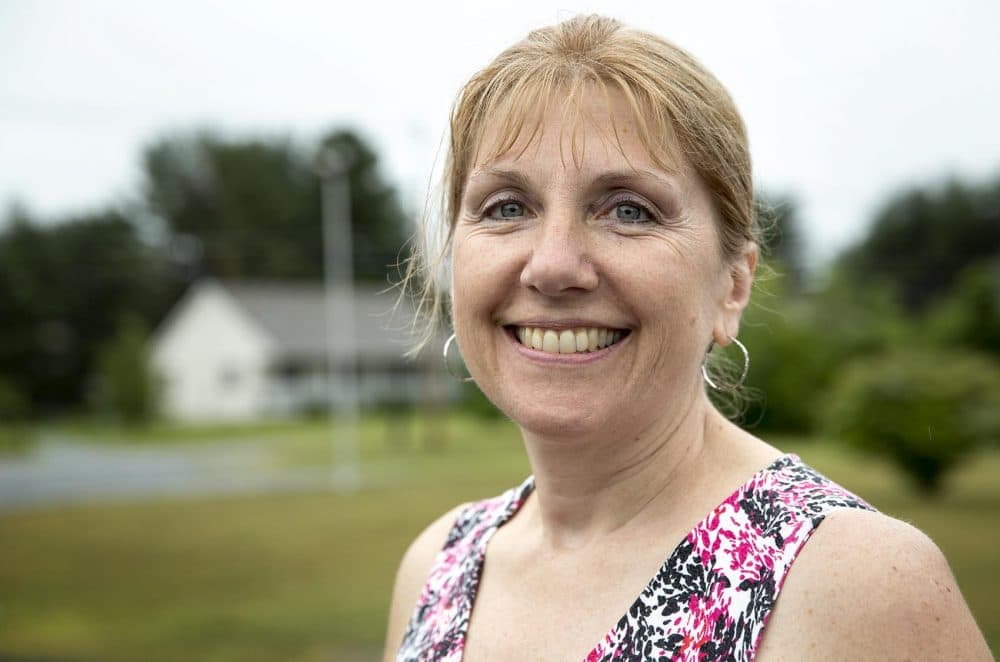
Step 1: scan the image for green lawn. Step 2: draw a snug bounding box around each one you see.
[0,415,996,660]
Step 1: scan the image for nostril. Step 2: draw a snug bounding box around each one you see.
[519,236,599,294]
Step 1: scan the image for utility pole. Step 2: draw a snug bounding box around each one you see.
[316,145,361,492]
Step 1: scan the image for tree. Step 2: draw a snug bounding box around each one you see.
[319,130,413,283]
[824,348,1000,494]
[735,261,909,433]
[95,315,160,424]
[141,128,410,284]
[837,177,1000,311]
[0,207,168,414]
[922,261,1000,356]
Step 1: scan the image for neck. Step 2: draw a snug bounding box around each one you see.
[519,391,720,549]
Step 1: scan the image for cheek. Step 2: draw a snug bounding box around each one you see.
[622,246,722,347]
[450,234,511,330]
[452,235,485,300]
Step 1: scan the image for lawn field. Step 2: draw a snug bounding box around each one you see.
[1,415,997,660]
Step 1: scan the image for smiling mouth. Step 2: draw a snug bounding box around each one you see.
[508,325,629,354]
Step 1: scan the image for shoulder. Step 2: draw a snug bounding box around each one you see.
[382,503,468,662]
[756,508,992,661]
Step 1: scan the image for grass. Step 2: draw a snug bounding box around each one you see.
[0,416,996,660]
[0,424,36,455]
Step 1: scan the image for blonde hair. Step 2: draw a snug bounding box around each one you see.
[402,14,756,354]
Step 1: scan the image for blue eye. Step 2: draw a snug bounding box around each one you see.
[615,202,648,222]
[487,200,526,219]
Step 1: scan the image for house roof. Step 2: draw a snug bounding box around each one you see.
[219,280,426,364]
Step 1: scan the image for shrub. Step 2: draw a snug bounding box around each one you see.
[735,266,906,433]
[0,377,27,420]
[824,348,1000,493]
[95,314,160,424]
[921,261,1000,356]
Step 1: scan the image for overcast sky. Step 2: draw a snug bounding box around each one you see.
[2,0,999,263]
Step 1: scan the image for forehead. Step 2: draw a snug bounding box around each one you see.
[469,83,685,181]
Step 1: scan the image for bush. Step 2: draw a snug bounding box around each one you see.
[0,377,27,419]
[737,289,825,432]
[922,261,1000,356]
[94,314,160,424]
[824,348,1000,493]
[735,267,906,433]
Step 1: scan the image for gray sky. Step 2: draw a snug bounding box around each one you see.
[2,0,999,263]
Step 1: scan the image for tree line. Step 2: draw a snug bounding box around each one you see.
[1,128,999,493]
[0,128,410,418]
[736,177,1000,492]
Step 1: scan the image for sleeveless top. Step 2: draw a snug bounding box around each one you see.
[396,454,875,662]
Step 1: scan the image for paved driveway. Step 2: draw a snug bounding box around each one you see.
[0,435,329,512]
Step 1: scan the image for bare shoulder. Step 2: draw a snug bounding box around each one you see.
[757,508,992,661]
[382,503,467,662]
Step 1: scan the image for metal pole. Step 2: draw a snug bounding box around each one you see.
[316,146,361,491]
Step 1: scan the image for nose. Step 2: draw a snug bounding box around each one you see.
[519,209,599,296]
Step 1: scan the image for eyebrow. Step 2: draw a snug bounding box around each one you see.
[467,167,533,190]
[590,169,680,194]
[468,166,680,194]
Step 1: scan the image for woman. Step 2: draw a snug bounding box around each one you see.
[385,15,991,661]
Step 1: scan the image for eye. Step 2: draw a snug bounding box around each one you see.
[485,199,526,220]
[606,197,656,224]
[614,202,647,222]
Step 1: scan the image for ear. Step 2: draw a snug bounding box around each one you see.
[713,243,758,346]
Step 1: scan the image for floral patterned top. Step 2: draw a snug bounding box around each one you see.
[396,454,874,661]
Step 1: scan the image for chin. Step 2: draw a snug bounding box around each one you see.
[492,390,608,440]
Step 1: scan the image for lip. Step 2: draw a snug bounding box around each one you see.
[504,319,629,331]
[502,325,628,364]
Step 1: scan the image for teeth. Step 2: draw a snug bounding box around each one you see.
[558,330,575,353]
[542,330,559,352]
[531,328,543,350]
[514,325,626,354]
[588,328,599,351]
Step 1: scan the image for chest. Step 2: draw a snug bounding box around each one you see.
[396,460,872,662]
[462,541,670,662]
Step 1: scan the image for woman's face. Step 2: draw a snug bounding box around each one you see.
[451,88,754,439]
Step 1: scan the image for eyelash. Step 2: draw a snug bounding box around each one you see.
[480,192,659,224]
[604,193,658,224]
[482,196,528,221]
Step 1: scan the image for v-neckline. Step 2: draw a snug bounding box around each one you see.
[459,453,796,661]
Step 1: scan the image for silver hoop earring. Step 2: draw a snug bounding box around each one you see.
[443,333,474,383]
[702,336,749,391]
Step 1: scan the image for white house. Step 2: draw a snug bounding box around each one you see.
[151,279,442,422]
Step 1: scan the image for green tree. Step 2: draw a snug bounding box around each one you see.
[824,348,1000,494]
[736,266,908,433]
[95,315,160,424]
[922,261,1000,356]
[0,207,168,414]
[837,177,1000,311]
[319,130,412,283]
[0,377,27,420]
[141,128,410,284]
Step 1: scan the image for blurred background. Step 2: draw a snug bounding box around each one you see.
[1,1,999,659]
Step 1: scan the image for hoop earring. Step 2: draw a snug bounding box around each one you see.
[702,335,749,391]
[443,333,474,383]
